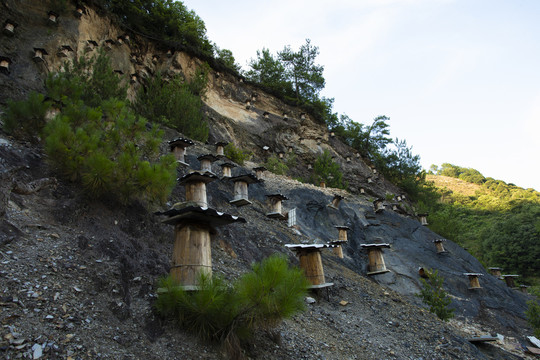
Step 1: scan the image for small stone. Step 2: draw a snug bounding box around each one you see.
[339,300,349,306]
[73,286,82,292]
[305,297,316,304]
[32,343,43,359]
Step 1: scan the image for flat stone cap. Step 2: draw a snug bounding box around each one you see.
[228,174,259,184]
[417,213,429,217]
[332,194,345,200]
[433,239,447,243]
[335,225,350,230]
[285,244,338,250]
[215,141,229,146]
[33,48,48,55]
[463,273,483,276]
[329,240,347,245]
[501,274,519,277]
[253,166,267,171]
[488,267,503,270]
[361,243,390,248]
[178,171,217,185]
[60,45,74,51]
[373,198,384,204]
[197,154,218,162]
[220,162,237,168]
[156,205,246,226]
[87,40,98,46]
[168,137,194,150]
[266,194,288,201]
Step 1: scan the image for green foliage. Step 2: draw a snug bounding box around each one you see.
[422,170,540,282]
[311,150,346,189]
[437,163,486,184]
[46,51,127,108]
[224,143,252,165]
[416,269,454,321]
[155,254,309,358]
[526,288,540,337]
[265,155,289,176]
[100,0,213,57]
[2,92,50,139]
[133,72,208,141]
[44,100,177,204]
[214,47,241,72]
[278,39,325,103]
[245,48,294,98]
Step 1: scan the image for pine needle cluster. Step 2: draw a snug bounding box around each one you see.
[416,269,454,321]
[155,254,310,359]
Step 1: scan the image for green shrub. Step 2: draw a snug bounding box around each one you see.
[311,150,346,189]
[133,72,208,141]
[2,92,50,139]
[224,143,252,165]
[265,155,288,175]
[526,288,540,337]
[45,50,126,108]
[416,269,454,321]
[44,99,176,204]
[155,254,309,358]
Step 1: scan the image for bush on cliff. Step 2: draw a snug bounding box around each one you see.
[155,254,309,359]
[133,72,209,142]
[416,269,454,321]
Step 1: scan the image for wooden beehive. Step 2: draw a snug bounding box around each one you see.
[320,181,326,188]
[32,48,48,62]
[215,141,228,157]
[502,275,519,288]
[373,198,385,213]
[418,213,429,226]
[263,111,270,119]
[178,172,217,209]
[168,137,194,165]
[362,244,391,275]
[104,39,115,50]
[283,113,288,120]
[86,40,98,51]
[57,45,74,58]
[74,4,85,18]
[367,176,373,184]
[346,155,351,162]
[488,267,502,278]
[171,223,212,286]
[197,154,218,174]
[47,11,59,24]
[229,174,259,206]
[0,57,12,74]
[253,166,267,180]
[245,100,251,109]
[520,285,529,294]
[158,206,245,289]
[433,239,447,254]
[220,162,236,178]
[328,194,344,209]
[464,273,483,289]
[266,194,288,220]
[300,112,306,120]
[285,244,336,287]
[3,19,18,36]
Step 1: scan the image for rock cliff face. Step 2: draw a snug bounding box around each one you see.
[0,1,535,359]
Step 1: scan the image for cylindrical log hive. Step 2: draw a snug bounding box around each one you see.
[222,166,232,177]
[271,198,282,214]
[185,182,208,208]
[333,246,344,258]
[367,248,386,273]
[298,250,325,285]
[171,223,212,286]
[435,242,445,253]
[201,159,212,172]
[338,229,347,241]
[173,146,186,162]
[469,276,481,289]
[234,181,248,201]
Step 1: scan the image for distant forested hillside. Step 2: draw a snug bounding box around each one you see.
[424,164,540,285]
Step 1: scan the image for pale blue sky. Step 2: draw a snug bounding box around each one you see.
[182,0,540,191]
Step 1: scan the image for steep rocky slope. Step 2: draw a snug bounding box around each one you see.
[0,1,536,359]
